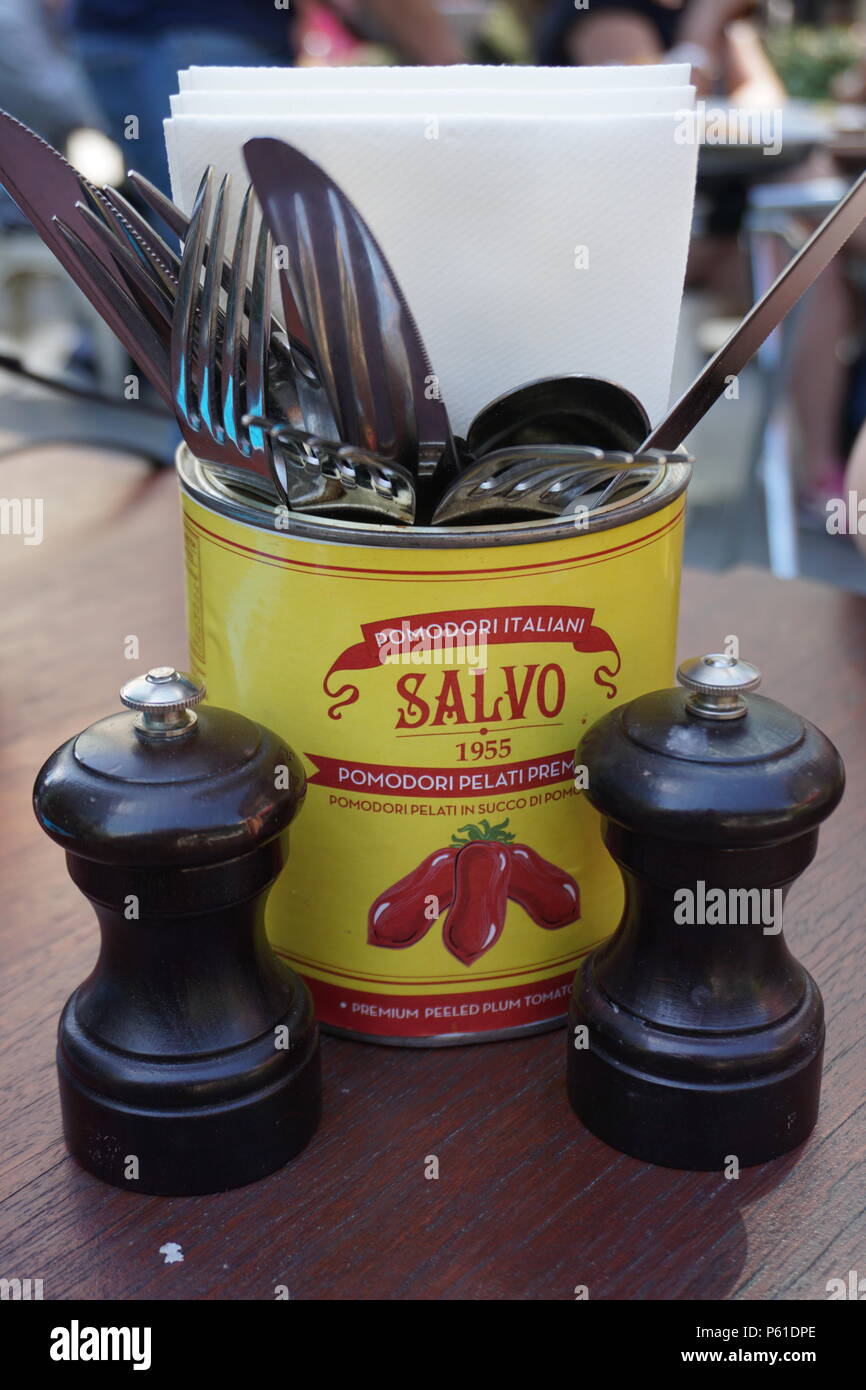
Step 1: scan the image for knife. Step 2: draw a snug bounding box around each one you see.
[0,109,172,403]
[643,166,866,450]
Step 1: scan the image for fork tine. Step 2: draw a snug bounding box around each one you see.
[100,184,180,292]
[127,169,188,240]
[81,177,177,301]
[489,462,613,500]
[77,181,125,237]
[592,474,627,510]
[198,173,230,443]
[73,200,173,325]
[243,215,272,456]
[129,166,313,364]
[170,167,213,428]
[222,183,254,450]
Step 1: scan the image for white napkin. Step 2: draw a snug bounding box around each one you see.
[165,71,698,435]
[178,62,692,91]
[170,87,695,117]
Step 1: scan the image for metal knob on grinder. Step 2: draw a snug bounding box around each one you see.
[567,653,845,1170]
[33,667,320,1195]
[118,664,205,735]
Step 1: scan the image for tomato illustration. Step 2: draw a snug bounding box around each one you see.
[368,819,580,966]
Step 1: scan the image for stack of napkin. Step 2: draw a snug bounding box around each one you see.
[165,65,698,436]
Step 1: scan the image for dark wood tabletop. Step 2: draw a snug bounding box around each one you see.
[1,448,864,1302]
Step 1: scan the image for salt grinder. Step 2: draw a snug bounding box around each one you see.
[568,654,844,1170]
[33,667,320,1195]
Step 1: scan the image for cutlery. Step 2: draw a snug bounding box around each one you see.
[71,198,175,333]
[0,112,325,422]
[243,136,458,491]
[85,182,178,300]
[107,167,334,441]
[128,167,312,353]
[431,445,689,525]
[460,170,866,515]
[174,170,331,477]
[170,170,389,517]
[9,104,864,530]
[466,376,651,457]
[112,175,320,383]
[257,421,416,524]
[171,169,276,485]
[0,112,366,501]
[52,216,173,405]
[0,109,174,403]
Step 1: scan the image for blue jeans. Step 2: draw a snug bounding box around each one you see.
[75,27,293,196]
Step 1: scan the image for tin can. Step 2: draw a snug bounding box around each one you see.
[178,446,690,1045]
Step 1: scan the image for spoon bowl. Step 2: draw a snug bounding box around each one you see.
[466,375,651,458]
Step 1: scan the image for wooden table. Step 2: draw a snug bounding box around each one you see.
[2,449,864,1302]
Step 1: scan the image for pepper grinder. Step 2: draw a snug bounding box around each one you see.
[33,667,320,1195]
[568,653,845,1170]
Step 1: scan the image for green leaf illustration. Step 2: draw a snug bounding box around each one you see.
[451,818,516,847]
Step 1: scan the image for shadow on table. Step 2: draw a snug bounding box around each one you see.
[555,1122,806,1301]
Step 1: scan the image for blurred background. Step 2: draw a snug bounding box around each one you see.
[4,0,866,586]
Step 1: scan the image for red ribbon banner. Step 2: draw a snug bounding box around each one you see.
[306,749,579,799]
[323,605,620,718]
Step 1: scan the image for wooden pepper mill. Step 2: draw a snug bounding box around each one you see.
[33,667,320,1195]
[568,653,845,1170]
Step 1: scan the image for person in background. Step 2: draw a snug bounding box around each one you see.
[536,0,785,284]
[534,0,785,319]
[71,0,465,197]
[71,0,297,198]
[537,0,784,106]
[0,0,119,230]
[322,0,466,66]
[0,0,103,151]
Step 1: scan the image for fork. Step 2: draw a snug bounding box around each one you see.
[170,169,278,486]
[254,420,416,524]
[171,170,414,522]
[93,172,311,371]
[49,154,331,440]
[72,175,335,441]
[431,446,690,525]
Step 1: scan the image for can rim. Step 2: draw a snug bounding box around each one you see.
[176,444,691,549]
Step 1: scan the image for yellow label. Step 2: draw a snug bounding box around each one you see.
[181,488,685,1040]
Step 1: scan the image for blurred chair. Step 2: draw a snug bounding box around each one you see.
[0,225,125,392]
[742,177,848,578]
[0,220,178,465]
